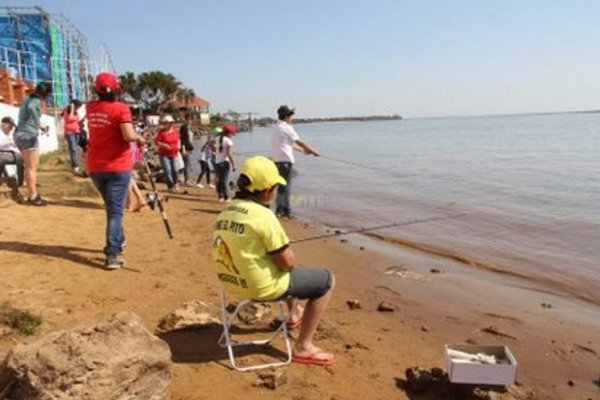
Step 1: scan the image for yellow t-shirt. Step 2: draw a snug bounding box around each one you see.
[212,199,290,300]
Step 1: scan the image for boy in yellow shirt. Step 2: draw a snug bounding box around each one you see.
[212,156,335,366]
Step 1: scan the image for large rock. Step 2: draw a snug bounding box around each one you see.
[0,311,172,400]
[156,300,221,332]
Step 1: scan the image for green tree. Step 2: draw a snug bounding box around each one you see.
[178,87,196,108]
[119,71,140,103]
[119,70,183,113]
[138,71,182,113]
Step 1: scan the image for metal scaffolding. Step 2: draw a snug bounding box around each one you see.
[0,6,95,107]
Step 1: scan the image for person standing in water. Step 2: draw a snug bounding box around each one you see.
[271,105,320,218]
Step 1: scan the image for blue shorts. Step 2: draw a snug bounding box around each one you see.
[279,267,332,300]
[14,133,39,152]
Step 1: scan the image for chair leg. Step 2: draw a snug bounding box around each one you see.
[219,291,294,372]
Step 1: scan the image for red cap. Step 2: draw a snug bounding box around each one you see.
[222,123,237,134]
[95,72,119,94]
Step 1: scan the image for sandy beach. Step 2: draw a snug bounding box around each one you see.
[0,160,599,400]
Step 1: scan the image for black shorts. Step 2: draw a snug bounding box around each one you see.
[280,267,332,300]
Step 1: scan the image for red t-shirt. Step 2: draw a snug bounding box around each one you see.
[86,100,133,172]
[154,127,180,157]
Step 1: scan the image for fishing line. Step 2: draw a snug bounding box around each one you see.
[290,213,468,243]
[234,150,410,180]
[319,154,384,172]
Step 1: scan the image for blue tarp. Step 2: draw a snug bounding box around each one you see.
[0,12,88,106]
[0,14,52,83]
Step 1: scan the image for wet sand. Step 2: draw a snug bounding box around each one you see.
[0,177,599,399]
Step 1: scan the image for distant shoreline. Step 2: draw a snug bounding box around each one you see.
[254,114,402,127]
[294,115,402,124]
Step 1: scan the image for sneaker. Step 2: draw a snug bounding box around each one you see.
[218,198,225,203]
[72,167,81,175]
[28,195,47,206]
[185,180,197,187]
[195,183,205,188]
[105,255,125,270]
[208,184,215,188]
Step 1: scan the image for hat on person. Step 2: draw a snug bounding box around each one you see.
[1,116,16,127]
[95,72,119,94]
[211,127,223,136]
[222,123,237,134]
[241,156,286,192]
[277,105,295,119]
[161,115,175,123]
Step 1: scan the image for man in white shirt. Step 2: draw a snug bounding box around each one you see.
[271,105,320,218]
[1,116,24,202]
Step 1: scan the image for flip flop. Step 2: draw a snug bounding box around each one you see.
[292,351,335,366]
[286,317,303,330]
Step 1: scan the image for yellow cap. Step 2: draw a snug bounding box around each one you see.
[241,156,286,192]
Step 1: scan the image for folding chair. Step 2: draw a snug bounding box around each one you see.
[218,289,294,372]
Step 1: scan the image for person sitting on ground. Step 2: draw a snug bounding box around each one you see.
[154,115,181,192]
[212,155,335,366]
[0,116,24,203]
[14,81,53,206]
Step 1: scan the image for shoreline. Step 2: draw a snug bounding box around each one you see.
[289,214,600,397]
[1,172,599,398]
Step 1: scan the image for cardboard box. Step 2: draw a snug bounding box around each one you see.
[445,344,517,386]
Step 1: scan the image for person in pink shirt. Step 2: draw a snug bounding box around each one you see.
[154,115,180,191]
[62,99,84,174]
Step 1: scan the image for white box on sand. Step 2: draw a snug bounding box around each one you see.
[444,344,517,386]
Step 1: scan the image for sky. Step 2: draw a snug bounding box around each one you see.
[4,0,600,118]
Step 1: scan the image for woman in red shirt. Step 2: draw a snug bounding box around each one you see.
[154,115,180,192]
[86,72,145,270]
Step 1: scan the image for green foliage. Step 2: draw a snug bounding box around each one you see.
[119,71,140,101]
[119,70,196,114]
[0,302,43,335]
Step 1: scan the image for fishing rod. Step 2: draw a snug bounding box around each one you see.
[142,156,174,239]
[290,213,468,243]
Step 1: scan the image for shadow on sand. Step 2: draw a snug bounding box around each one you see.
[0,241,104,269]
[48,198,104,210]
[159,323,289,368]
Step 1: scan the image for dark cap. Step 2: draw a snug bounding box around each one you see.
[1,116,16,126]
[277,105,295,120]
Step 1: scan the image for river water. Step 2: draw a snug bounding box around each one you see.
[195,112,600,305]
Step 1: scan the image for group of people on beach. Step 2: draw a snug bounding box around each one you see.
[1,72,335,366]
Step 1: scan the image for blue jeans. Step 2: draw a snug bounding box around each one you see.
[160,155,178,189]
[215,162,230,200]
[275,162,293,215]
[90,171,131,257]
[65,133,81,169]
